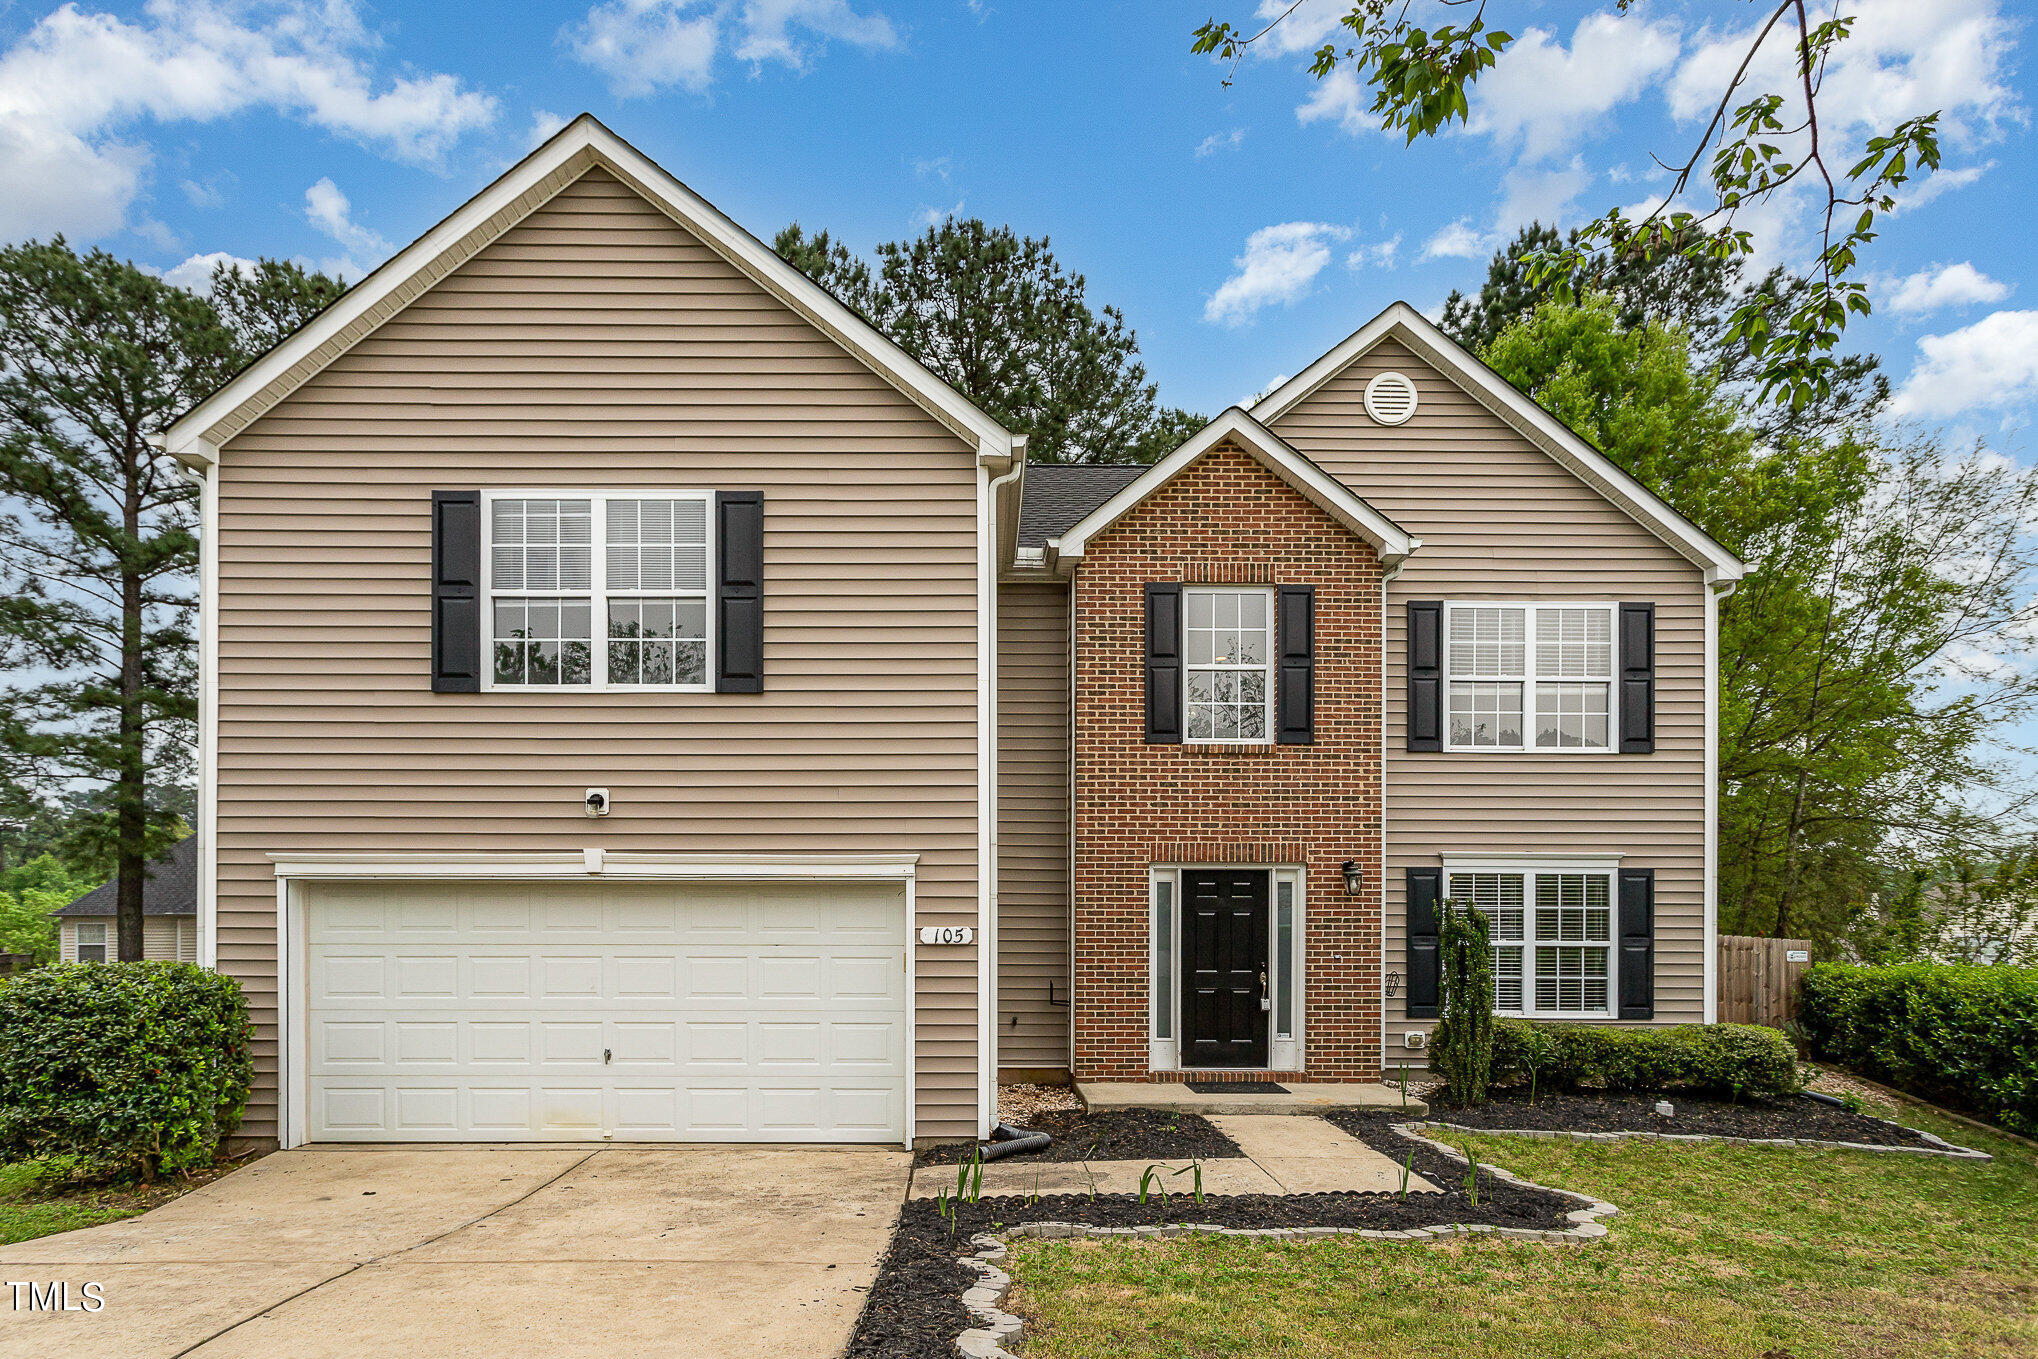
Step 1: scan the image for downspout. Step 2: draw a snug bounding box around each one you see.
[980,443,1026,1135]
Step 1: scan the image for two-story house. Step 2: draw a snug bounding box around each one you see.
[159,116,1742,1150]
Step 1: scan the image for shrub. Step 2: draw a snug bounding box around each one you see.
[1799,962,2037,1136]
[1489,1020,1798,1099]
[0,962,252,1177]
[1431,901,1495,1105]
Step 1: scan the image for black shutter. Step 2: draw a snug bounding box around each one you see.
[1618,868,1656,1019]
[716,491,764,693]
[1145,584,1183,743]
[1619,601,1656,753]
[431,490,481,693]
[1407,601,1443,752]
[1405,866,1442,1019]
[1276,585,1315,745]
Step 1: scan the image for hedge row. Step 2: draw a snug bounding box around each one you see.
[1798,963,2037,1136]
[0,962,252,1177]
[1490,1018,1800,1099]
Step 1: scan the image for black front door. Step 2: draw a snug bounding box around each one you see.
[1181,869,1269,1068]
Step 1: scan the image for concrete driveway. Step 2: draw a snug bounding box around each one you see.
[0,1144,909,1358]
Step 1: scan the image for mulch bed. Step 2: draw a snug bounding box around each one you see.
[852,1117,1583,1357]
[1412,1088,1935,1148]
[913,1107,1242,1166]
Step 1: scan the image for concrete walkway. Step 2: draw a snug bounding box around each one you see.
[908,1115,1437,1199]
[0,1144,908,1359]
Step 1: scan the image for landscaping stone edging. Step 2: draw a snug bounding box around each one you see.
[1415,1114,1994,1161]
[947,1121,1621,1359]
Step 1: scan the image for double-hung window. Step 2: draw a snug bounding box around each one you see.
[1184,586,1273,742]
[1445,603,1615,750]
[1447,867,1614,1017]
[484,492,713,691]
[75,922,108,963]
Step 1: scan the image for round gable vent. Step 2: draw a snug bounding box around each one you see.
[1364,371,1420,426]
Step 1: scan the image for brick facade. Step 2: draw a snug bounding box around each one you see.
[1071,440,1386,1080]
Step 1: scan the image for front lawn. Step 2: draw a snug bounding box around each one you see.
[0,1159,239,1246]
[1009,1092,2038,1359]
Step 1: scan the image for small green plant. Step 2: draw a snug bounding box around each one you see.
[1397,1147,1416,1201]
[1176,1158,1205,1206]
[1398,1060,1410,1109]
[1462,1143,1481,1207]
[1837,1090,1867,1115]
[1138,1164,1173,1222]
[1028,1168,1041,1206]
[955,1143,984,1204]
[934,1187,956,1237]
[1081,1154,1097,1202]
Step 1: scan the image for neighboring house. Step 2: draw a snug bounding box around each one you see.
[50,836,200,964]
[157,116,1742,1150]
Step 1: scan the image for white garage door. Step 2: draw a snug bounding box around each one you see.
[302,877,908,1142]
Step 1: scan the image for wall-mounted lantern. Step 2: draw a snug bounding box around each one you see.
[1341,859,1364,896]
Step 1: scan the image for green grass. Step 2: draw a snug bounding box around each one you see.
[1009,1094,2038,1359]
[0,1162,160,1246]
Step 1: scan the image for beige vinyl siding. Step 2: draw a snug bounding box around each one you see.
[1268,337,1709,1043]
[214,167,982,1141]
[60,917,196,963]
[997,580,1072,1076]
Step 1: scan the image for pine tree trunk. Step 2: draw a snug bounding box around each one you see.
[117,443,146,963]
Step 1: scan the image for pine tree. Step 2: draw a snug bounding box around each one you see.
[0,243,340,960]
[776,219,1201,463]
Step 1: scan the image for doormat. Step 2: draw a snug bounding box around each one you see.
[1185,1081,1288,1094]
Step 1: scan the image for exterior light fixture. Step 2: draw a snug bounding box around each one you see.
[1341,859,1363,896]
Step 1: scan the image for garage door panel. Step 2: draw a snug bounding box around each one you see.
[305,880,910,1142]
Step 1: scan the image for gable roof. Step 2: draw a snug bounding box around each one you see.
[53,836,198,918]
[1018,464,1147,549]
[1047,407,1416,570]
[159,115,1016,469]
[1252,302,1745,584]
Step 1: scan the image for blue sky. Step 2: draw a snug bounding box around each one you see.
[0,0,2028,435]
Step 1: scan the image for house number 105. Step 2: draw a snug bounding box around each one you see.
[917,926,975,945]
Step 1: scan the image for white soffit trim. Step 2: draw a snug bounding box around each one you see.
[1049,406,1415,569]
[162,115,1014,467]
[1440,852,1625,873]
[266,851,920,881]
[1251,303,1746,584]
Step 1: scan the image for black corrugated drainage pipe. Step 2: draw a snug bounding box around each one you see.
[977,1121,1051,1161]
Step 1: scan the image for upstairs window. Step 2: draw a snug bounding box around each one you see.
[1445,603,1614,750]
[1184,586,1273,742]
[483,492,713,691]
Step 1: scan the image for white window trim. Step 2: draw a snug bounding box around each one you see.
[1443,857,1619,1020]
[1441,600,1620,754]
[479,489,718,694]
[1147,864,1305,1071]
[75,921,108,963]
[1182,585,1277,747]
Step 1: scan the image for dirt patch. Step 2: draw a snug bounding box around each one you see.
[915,1107,1242,1166]
[998,1082,1081,1125]
[14,1154,252,1216]
[1420,1089,1935,1147]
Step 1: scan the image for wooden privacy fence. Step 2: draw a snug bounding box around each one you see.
[1717,935,1814,1028]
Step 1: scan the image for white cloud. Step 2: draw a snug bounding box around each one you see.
[911,154,951,180]
[1295,66,1369,136]
[1466,12,1680,161]
[1495,156,1594,231]
[303,177,388,258]
[1195,127,1245,158]
[0,0,496,243]
[1205,221,1349,326]
[1670,0,2020,147]
[567,0,897,97]
[1346,233,1401,270]
[528,108,568,147]
[1883,262,2011,316]
[180,172,230,209]
[911,198,964,232]
[1891,160,1995,214]
[159,249,257,292]
[1248,0,1345,57]
[1892,310,2038,417]
[1421,219,1494,261]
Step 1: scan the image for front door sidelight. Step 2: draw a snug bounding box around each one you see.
[1181,869,1270,1068]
